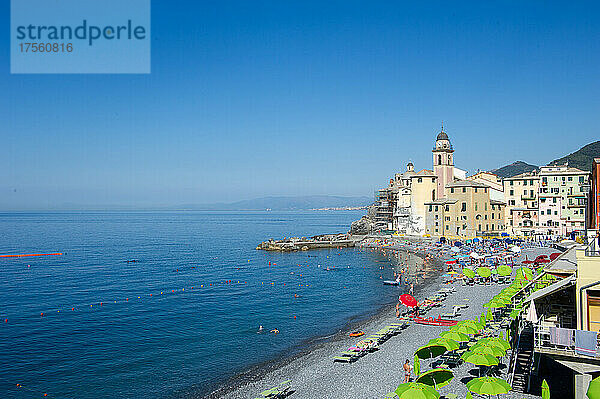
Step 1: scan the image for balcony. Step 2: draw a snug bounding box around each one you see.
[521,194,536,200]
[534,324,600,359]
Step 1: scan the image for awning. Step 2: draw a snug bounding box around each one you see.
[524,275,576,303]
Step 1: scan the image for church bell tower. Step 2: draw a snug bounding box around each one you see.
[432,124,454,199]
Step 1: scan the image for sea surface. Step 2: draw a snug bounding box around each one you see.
[0,211,418,399]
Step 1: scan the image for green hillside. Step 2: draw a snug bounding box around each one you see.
[549,141,600,172]
[490,161,538,178]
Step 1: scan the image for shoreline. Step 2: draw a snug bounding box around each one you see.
[202,240,445,399]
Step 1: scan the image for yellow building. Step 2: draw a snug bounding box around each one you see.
[503,171,540,236]
[424,180,506,237]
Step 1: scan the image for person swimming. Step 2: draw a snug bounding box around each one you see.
[257,325,263,333]
[270,328,279,334]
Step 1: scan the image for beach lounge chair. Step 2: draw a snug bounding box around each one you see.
[254,380,292,398]
[440,306,461,318]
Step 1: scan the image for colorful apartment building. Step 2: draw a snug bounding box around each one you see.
[539,165,591,236]
[590,158,600,231]
[503,171,540,236]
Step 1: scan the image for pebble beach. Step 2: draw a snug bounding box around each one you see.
[212,239,555,399]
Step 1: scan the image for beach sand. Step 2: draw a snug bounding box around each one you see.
[210,244,553,399]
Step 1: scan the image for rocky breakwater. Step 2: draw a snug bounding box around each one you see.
[256,233,360,252]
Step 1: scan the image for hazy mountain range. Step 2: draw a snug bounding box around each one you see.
[179,195,373,211]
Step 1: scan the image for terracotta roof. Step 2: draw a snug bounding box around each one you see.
[413,169,435,176]
[446,180,489,188]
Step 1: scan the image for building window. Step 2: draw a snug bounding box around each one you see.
[462,187,466,193]
[446,225,449,230]
[445,205,449,211]
[491,224,494,230]
[418,178,422,183]
[475,203,478,211]
[475,188,478,193]
[568,176,572,181]
[461,202,467,212]
[580,176,585,183]
[435,205,438,211]
[510,181,514,186]
[509,190,514,195]
[492,213,495,219]
[450,188,454,193]
[478,224,481,231]
[428,205,432,212]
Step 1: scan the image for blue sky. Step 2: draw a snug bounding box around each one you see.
[2,1,599,209]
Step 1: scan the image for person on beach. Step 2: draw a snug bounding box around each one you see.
[409,283,414,295]
[403,359,412,382]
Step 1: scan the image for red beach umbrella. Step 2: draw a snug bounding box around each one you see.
[549,253,561,261]
[400,294,418,308]
[536,258,551,263]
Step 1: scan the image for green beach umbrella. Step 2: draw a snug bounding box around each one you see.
[477,267,492,278]
[497,265,512,276]
[471,343,505,358]
[463,268,476,279]
[414,355,420,376]
[415,369,454,389]
[483,300,506,309]
[466,392,473,399]
[516,267,534,280]
[587,375,600,399]
[427,338,459,351]
[450,324,478,335]
[477,337,510,352]
[466,376,511,395]
[394,382,440,399]
[440,330,469,342]
[542,379,550,399]
[461,351,499,367]
[415,343,447,360]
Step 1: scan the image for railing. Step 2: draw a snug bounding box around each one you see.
[533,324,600,357]
[586,239,600,257]
[507,319,526,385]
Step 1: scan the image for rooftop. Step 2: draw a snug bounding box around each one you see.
[446,179,489,188]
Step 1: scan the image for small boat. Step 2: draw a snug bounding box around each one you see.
[383,280,399,285]
[349,331,365,337]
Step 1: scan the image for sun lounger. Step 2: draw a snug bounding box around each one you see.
[254,380,292,398]
[441,306,462,318]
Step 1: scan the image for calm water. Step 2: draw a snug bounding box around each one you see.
[0,211,417,399]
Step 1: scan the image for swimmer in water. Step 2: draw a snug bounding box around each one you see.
[258,325,263,333]
[270,328,279,334]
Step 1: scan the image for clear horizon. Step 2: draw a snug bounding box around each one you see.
[3,1,599,210]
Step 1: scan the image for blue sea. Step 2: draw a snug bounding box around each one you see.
[0,211,418,399]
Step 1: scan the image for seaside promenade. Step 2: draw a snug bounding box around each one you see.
[216,240,552,399]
